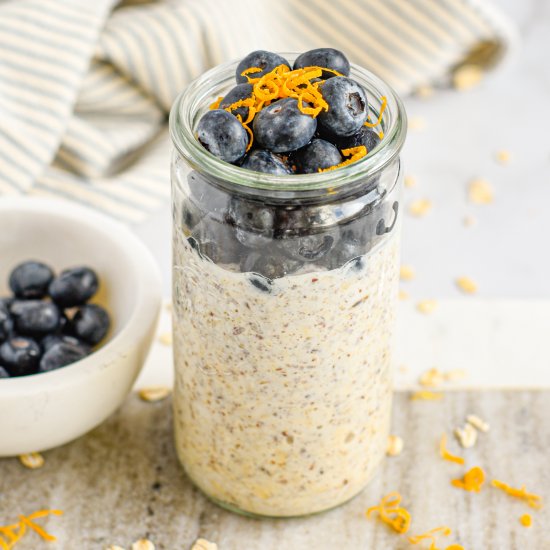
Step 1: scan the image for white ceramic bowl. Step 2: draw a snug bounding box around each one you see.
[0,198,162,456]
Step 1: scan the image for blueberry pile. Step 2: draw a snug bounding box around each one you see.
[0,261,110,378]
[196,48,382,174]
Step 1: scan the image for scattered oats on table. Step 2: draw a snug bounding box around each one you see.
[399,265,415,281]
[191,539,218,550]
[466,414,490,432]
[419,367,445,388]
[18,452,45,469]
[415,85,434,98]
[408,199,432,217]
[387,435,404,456]
[456,276,477,294]
[495,150,511,164]
[404,175,416,188]
[398,289,409,301]
[452,64,483,91]
[416,300,437,314]
[131,539,155,550]
[408,116,426,131]
[446,369,467,382]
[105,546,125,550]
[411,390,443,401]
[463,215,477,227]
[158,332,173,346]
[468,178,494,204]
[455,423,478,448]
[138,386,171,402]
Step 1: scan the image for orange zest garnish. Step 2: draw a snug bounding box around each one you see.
[520,514,532,527]
[440,434,465,465]
[446,546,465,550]
[411,390,444,401]
[491,480,543,509]
[452,466,485,492]
[0,510,62,550]
[209,96,223,110]
[365,96,387,128]
[409,525,451,548]
[319,146,367,173]
[366,492,412,534]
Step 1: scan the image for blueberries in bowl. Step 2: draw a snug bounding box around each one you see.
[220,83,254,120]
[0,261,110,378]
[49,267,99,307]
[9,261,54,299]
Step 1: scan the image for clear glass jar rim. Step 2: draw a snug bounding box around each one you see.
[169,53,407,193]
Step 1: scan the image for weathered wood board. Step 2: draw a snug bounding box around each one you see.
[1,390,549,549]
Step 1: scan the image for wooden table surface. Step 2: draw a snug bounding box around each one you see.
[1,390,549,550]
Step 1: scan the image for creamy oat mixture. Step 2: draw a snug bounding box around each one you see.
[172,224,399,517]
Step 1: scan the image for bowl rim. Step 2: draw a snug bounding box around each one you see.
[0,197,163,394]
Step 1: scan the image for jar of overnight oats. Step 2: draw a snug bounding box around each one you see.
[169,54,407,518]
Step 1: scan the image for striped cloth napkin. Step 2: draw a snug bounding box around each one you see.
[0,0,517,223]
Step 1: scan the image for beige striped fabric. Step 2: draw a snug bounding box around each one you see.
[0,0,517,222]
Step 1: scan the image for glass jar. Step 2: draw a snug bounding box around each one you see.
[169,54,407,518]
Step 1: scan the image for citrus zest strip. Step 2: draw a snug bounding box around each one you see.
[491,480,543,510]
[319,146,367,173]
[0,510,62,550]
[366,491,412,534]
[440,434,465,465]
[364,96,387,128]
[451,466,485,492]
[409,525,451,548]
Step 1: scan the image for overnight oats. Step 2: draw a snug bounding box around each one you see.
[169,49,407,517]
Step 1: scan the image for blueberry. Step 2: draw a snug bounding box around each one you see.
[293,48,350,78]
[49,267,99,307]
[0,366,9,378]
[220,83,254,120]
[226,197,276,249]
[41,334,90,355]
[10,300,61,337]
[293,139,342,173]
[191,218,244,264]
[253,98,317,153]
[318,77,368,137]
[240,149,293,175]
[196,110,248,163]
[9,261,54,299]
[248,274,273,293]
[0,304,13,344]
[67,304,110,345]
[181,198,204,234]
[279,233,337,262]
[240,251,303,279]
[333,126,381,153]
[39,341,89,373]
[236,50,290,84]
[0,337,41,377]
[375,201,399,236]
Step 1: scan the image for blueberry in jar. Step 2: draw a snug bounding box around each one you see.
[293,47,350,78]
[240,250,303,279]
[191,218,244,264]
[293,139,342,173]
[39,341,90,373]
[67,304,110,345]
[49,267,99,307]
[318,77,368,137]
[226,197,276,249]
[9,260,54,299]
[0,336,41,377]
[279,233,337,262]
[196,110,249,163]
[220,83,254,120]
[333,126,381,154]
[10,300,61,337]
[235,50,290,84]
[253,98,317,153]
[0,366,9,378]
[240,149,293,175]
